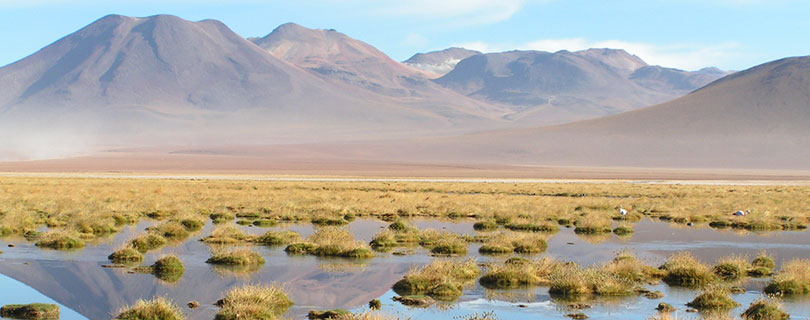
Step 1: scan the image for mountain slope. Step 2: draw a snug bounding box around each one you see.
[251,23,506,118]
[403,47,481,76]
[0,15,505,159]
[435,49,729,124]
[395,55,810,169]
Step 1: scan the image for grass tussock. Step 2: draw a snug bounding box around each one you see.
[548,264,638,298]
[35,231,85,250]
[202,226,250,245]
[660,252,717,287]
[135,255,186,283]
[749,251,776,277]
[108,246,144,264]
[418,229,468,255]
[115,297,183,320]
[712,255,751,281]
[254,230,302,246]
[479,232,547,255]
[214,284,293,320]
[686,285,740,311]
[0,303,59,320]
[369,221,420,250]
[393,259,480,300]
[601,250,666,283]
[764,258,810,295]
[741,297,790,320]
[130,234,168,253]
[206,248,265,266]
[285,227,374,258]
[480,257,561,289]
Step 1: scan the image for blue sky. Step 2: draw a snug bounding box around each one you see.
[0,0,807,71]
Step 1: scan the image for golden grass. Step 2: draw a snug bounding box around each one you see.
[0,177,807,242]
[393,259,480,300]
[115,296,183,320]
[215,284,293,320]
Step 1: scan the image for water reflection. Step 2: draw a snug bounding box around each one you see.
[0,218,809,319]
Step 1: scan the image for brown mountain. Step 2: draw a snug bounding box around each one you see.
[435,49,730,125]
[0,15,505,160]
[250,23,506,117]
[387,55,810,169]
[403,47,481,76]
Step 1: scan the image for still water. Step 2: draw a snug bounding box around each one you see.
[0,218,809,319]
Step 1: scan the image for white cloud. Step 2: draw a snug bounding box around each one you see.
[455,38,742,70]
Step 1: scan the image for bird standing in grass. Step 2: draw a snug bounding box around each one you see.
[619,205,628,218]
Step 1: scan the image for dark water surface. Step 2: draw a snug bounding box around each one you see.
[0,218,809,319]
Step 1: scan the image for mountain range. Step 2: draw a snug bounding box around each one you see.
[0,14,806,172]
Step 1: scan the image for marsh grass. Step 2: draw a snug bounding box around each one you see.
[254,230,302,245]
[0,303,59,320]
[147,221,190,241]
[660,252,717,287]
[687,285,740,311]
[749,251,776,277]
[130,234,168,253]
[135,255,185,283]
[202,226,250,245]
[764,258,810,295]
[713,255,751,281]
[214,284,293,320]
[115,297,183,320]
[35,231,85,250]
[108,246,144,264]
[741,297,790,320]
[418,229,468,255]
[286,227,374,258]
[393,259,480,300]
[2,177,809,252]
[573,214,613,234]
[478,232,547,255]
[206,248,265,266]
[370,220,420,250]
[480,257,560,289]
[548,264,637,298]
[601,250,665,283]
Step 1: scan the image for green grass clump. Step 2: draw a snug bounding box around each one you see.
[393,259,480,300]
[549,264,637,298]
[0,225,12,237]
[0,303,59,320]
[713,256,751,281]
[749,251,776,277]
[686,286,740,311]
[478,232,547,255]
[418,230,468,255]
[573,216,613,234]
[210,212,235,224]
[311,216,349,226]
[741,297,790,320]
[764,258,810,295]
[115,297,183,320]
[75,220,118,237]
[178,218,204,231]
[201,226,249,244]
[108,247,144,263]
[473,221,498,231]
[612,225,634,236]
[388,219,413,232]
[215,284,293,320]
[206,249,265,266]
[254,230,301,245]
[307,309,351,319]
[480,257,560,289]
[35,231,85,250]
[147,221,190,241]
[286,227,374,258]
[130,234,168,253]
[135,256,185,283]
[601,250,666,283]
[252,219,278,228]
[368,299,382,310]
[660,252,717,287]
[504,222,559,233]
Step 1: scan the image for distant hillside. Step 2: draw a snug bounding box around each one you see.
[403,47,481,76]
[435,49,730,125]
[389,55,810,169]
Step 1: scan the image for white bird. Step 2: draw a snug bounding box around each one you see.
[619,205,628,216]
[733,210,749,216]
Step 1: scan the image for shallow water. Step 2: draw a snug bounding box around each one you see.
[0,218,809,319]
